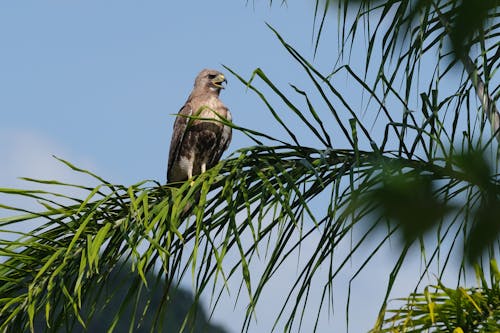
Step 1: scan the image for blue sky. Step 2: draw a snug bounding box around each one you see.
[0,1,328,184]
[0,1,470,332]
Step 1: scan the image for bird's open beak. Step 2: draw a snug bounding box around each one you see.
[212,74,227,89]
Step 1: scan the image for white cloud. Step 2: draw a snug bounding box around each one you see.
[0,128,98,188]
[0,128,100,234]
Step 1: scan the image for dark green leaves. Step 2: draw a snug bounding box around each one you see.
[455,150,500,262]
[370,171,451,244]
[450,0,499,57]
[1,1,499,328]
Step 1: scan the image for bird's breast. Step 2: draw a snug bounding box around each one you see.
[193,96,225,119]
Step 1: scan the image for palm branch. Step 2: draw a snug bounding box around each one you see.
[379,260,500,332]
[1,0,499,331]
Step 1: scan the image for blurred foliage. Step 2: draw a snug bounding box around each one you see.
[454,151,500,262]
[365,170,451,244]
[0,0,499,332]
[362,150,500,262]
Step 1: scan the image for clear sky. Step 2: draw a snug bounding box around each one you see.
[0,1,331,185]
[0,1,466,332]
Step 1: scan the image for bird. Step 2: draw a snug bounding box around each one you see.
[167,69,232,185]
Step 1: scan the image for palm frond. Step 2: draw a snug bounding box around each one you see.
[379,260,500,332]
[2,1,500,330]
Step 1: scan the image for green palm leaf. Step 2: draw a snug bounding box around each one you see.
[1,1,499,331]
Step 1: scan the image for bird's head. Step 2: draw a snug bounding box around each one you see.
[195,69,227,93]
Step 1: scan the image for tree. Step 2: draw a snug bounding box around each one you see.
[0,0,499,332]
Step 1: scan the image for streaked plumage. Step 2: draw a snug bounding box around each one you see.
[167,69,232,184]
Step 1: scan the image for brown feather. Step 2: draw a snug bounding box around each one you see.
[167,69,232,184]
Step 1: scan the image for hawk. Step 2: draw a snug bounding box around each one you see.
[167,69,232,184]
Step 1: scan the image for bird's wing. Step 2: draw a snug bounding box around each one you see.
[167,102,193,182]
[208,107,232,168]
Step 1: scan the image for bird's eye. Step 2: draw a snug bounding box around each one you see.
[208,74,216,79]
